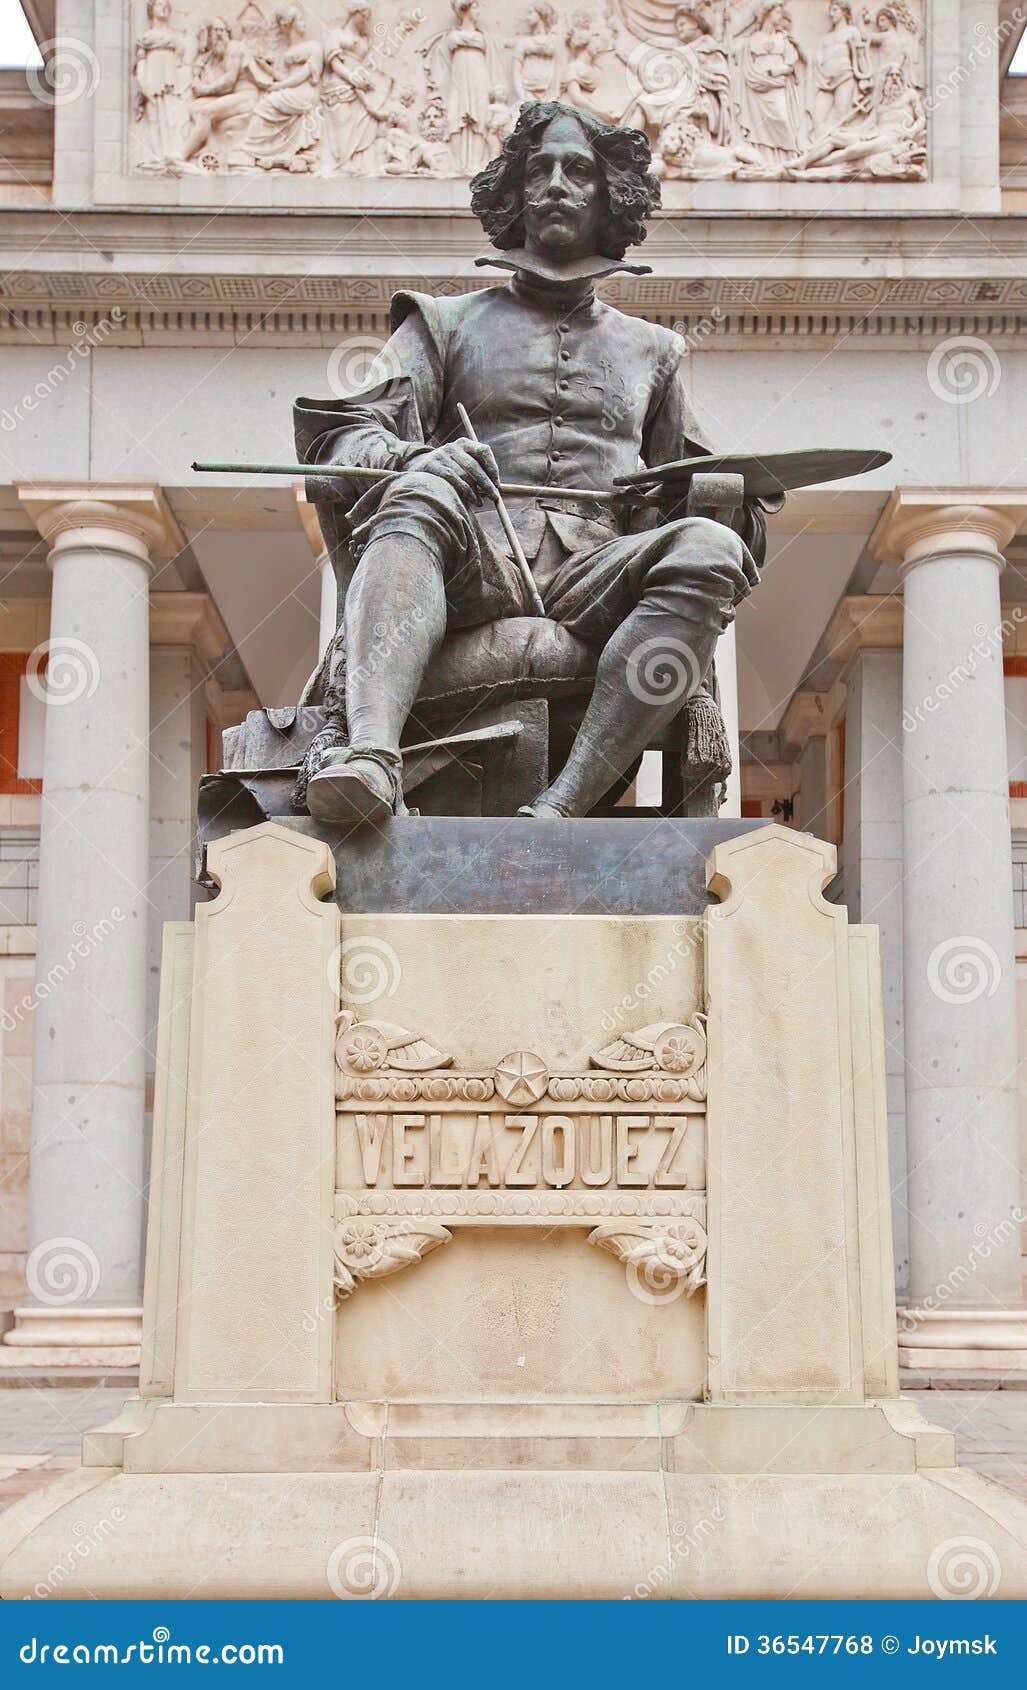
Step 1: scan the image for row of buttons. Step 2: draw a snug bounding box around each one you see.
[552,318,584,468]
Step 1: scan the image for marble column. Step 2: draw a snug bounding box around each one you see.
[146,595,232,1061]
[874,491,1027,1370]
[1,487,181,1372]
[837,605,907,1294]
[797,735,828,840]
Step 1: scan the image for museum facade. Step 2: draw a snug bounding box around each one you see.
[1,0,1026,1377]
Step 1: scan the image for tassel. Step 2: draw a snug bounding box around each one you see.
[683,691,732,784]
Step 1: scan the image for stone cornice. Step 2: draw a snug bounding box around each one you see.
[3,208,1026,263]
[1,210,1026,341]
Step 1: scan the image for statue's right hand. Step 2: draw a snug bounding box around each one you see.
[413,441,500,506]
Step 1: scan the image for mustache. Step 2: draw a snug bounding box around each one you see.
[524,192,587,211]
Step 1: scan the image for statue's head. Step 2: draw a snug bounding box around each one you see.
[470,102,660,264]
[273,6,303,40]
[674,3,713,41]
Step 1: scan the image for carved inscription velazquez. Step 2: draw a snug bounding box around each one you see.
[344,1109,699,1191]
[333,1026,708,1295]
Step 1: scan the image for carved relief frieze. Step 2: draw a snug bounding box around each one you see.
[333,1020,708,1295]
[129,0,927,183]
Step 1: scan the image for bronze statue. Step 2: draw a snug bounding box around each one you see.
[295,100,773,824]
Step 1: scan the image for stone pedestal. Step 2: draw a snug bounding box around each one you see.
[0,487,181,1376]
[874,492,1027,1373]
[2,819,1025,1598]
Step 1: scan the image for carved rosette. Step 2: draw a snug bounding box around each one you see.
[590,1015,707,1101]
[333,1218,452,1298]
[588,1218,708,1302]
[336,1011,453,1077]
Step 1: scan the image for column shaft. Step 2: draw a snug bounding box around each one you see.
[843,647,908,1293]
[28,532,152,1306]
[3,488,178,1368]
[900,530,1020,1304]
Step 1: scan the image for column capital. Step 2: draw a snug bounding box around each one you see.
[872,488,1027,573]
[779,688,829,756]
[17,484,184,568]
[149,591,230,667]
[823,595,903,670]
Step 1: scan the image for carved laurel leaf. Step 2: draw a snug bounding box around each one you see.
[386,1035,455,1072]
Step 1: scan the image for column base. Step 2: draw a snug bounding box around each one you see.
[898,1304,1027,1373]
[0,1307,141,1379]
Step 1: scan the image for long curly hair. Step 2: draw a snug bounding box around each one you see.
[470,101,661,261]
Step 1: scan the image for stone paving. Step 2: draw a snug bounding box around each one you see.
[0,1387,128,1515]
[0,1387,1025,1515]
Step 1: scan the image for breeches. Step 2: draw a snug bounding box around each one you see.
[350,469,756,648]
